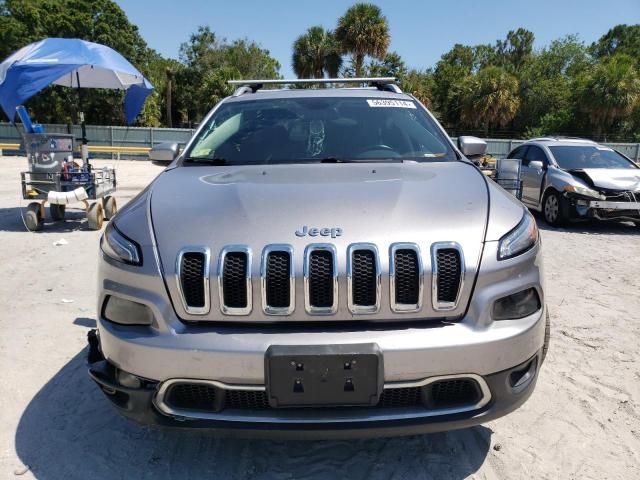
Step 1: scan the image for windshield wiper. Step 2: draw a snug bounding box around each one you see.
[183,156,229,165]
[316,157,403,164]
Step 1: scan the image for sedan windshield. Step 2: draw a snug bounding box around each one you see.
[549,145,636,170]
[184,96,456,164]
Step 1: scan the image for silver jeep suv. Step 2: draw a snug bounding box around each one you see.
[88,78,548,439]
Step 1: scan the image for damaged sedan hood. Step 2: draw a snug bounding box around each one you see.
[578,168,640,192]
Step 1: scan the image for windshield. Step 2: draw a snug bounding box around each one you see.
[549,145,636,170]
[184,96,456,164]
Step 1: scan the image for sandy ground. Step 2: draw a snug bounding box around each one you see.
[0,155,638,480]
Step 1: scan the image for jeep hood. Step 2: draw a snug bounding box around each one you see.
[150,161,489,321]
[575,168,640,191]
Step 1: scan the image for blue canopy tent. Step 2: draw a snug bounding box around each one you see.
[0,38,154,156]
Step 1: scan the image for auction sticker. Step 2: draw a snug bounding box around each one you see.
[367,99,416,108]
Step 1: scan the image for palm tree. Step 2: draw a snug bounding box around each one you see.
[292,26,342,79]
[577,54,640,139]
[335,3,390,77]
[460,66,520,136]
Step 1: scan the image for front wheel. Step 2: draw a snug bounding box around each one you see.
[87,202,104,230]
[542,190,567,227]
[25,202,43,231]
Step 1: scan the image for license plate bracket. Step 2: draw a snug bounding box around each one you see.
[265,343,383,408]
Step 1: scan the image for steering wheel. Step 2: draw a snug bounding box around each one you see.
[356,144,399,158]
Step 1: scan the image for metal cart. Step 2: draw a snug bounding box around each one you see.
[20,132,117,231]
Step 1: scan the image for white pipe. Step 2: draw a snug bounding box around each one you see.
[47,187,88,205]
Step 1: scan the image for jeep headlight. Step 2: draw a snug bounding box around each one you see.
[498,210,538,260]
[563,184,605,200]
[101,222,142,266]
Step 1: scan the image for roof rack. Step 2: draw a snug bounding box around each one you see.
[228,77,401,96]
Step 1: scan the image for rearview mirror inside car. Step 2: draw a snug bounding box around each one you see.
[457,136,487,158]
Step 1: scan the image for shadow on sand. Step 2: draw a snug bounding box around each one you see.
[0,206,91,233]
[15,347,492,480]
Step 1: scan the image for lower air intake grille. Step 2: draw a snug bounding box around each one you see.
[378,387,422,408]
[166,383,217,411]
[351,249,377,306]
[394,249,420,305]
[429,379,479,407]
[436,249,462,303]
[225,390,271,410]
[180,252,206,308]
[308,250,334,308]
[222,252,248,308]
[265,251,291,308]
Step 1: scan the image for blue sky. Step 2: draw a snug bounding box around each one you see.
[115,0,639,77]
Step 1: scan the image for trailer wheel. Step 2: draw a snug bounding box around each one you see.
[25,202,43,231]
[102,196,117,220]
[50,203,66,221]
[87,202,104,230]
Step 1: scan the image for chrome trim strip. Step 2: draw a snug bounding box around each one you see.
[431,242,465,311]
[347,243,381,314]
[260,244,295,316]
[217,245,252,316]
[153,374,491,423]
[303,243,338,315]
[389,242,423,313]
[175,246,211,315]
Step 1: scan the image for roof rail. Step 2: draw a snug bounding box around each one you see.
[228,77,401,96]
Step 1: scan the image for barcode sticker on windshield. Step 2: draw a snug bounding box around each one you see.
[367,99,416,109]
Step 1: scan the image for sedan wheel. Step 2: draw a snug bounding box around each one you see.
[543,191,565,226]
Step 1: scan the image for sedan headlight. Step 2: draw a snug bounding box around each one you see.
[498,210,538,260]
[563,184,605,200]
[101,222,142,266]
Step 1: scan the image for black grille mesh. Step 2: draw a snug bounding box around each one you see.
[436,249,462,303]
[352,249,377,306]
[166,383,216,411]
[394,249,420,305]
[308,250,334,308]
[222,252,248,308]
[430,379,478,407]
[164,380,481,412]
[180,252,206,308]
[265,251,291,308]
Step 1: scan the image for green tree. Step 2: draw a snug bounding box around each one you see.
[292,26,342,79]
[576,54,640,139]
[368,51,407,78]
[495,28,535,72]
[460,66,520,136]
[591,24,640,61]
[335,3,390,77]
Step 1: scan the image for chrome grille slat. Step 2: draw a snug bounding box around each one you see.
[261,244,295,315]
[218,246,252,315]
[389,243,423,313]
[176,247,210,315]
[431,242,464,311]
[347,243,381,314]
[304,244,338,315]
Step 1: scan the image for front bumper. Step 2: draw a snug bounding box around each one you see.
[567,196,640,222]
[88,346,543,439]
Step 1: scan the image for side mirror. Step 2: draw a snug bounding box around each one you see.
[148,142,179,165]
[457,136,487,158]
[529,160,544,171]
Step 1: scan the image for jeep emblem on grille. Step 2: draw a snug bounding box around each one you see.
[295,226,343,238]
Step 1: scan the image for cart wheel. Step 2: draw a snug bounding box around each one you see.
[50,203,66,221]
[102,196,117,220]
[25,202,43,231]
[87,202,104,230]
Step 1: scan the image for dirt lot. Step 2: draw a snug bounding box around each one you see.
[0,156,638,480]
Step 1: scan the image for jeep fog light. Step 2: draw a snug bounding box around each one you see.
[103,295,153,326]
[492,288,540,320]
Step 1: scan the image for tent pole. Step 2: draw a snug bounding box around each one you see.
[76,71,89,166]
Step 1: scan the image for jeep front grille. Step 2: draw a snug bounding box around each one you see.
[218,246,252,315]
[176,248,210,315]
[431,243,464,311]
[304,244,338,314]
[347,243,380,314]
[389,243,423,312]
[261,245,295,315]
